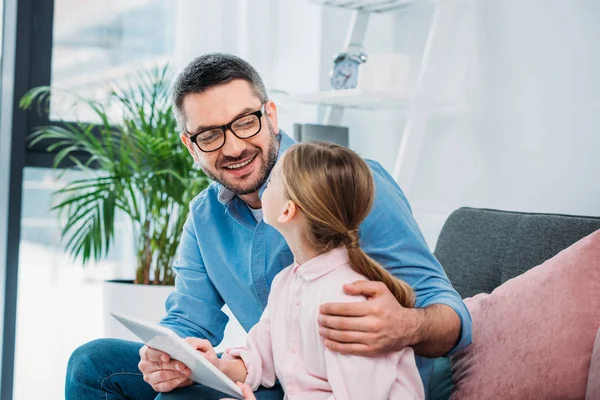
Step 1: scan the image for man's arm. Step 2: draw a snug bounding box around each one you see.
[319,282,461,357]
[160,210,228,343]
[412,303,461,357]
[319,161,471,357]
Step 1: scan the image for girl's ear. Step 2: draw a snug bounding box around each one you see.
[278,200,297,224]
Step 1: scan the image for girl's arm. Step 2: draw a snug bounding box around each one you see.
[221,267,293,391]
[220,269,293,390]
[222,301,277,390]
[219,358,249,384]
[220,269,289,390]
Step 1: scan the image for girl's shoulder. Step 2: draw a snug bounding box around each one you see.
[308,263,369,304]
[269,264,296,294]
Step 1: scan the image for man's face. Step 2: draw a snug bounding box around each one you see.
[180,79,280,196]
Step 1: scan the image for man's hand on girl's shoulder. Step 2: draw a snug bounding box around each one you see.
[318,280,421,356]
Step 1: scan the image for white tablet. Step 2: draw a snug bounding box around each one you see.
[111,312,243,399]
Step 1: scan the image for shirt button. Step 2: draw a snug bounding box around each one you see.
[295,300,300,306]
[288,386,296,395]
[290,345,297,354]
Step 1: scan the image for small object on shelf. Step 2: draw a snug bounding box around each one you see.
[293,123,349,147]
[330,47,367,90]
[306,0,459,196]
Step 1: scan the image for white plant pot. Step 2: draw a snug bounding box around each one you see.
[102,280,248,350]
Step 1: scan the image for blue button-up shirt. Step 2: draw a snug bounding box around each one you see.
[160,132,472,391]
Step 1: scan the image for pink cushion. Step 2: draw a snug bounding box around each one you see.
[587,328,600,400]
[450,229,600,400]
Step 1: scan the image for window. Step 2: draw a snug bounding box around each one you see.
[14,168,135,400]
[15,7,180,393]
[50,0,178,122]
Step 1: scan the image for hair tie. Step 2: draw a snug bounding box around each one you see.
[344,229,360,249]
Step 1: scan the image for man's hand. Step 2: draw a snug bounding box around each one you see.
[138,345,193,392]
[318,280,422,356]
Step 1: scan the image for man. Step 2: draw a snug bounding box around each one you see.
[66,53,471,400]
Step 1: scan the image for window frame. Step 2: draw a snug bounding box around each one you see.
[0,0,100,397]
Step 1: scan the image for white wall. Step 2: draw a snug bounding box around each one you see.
[174,0,322,134]
[317,0,600,248]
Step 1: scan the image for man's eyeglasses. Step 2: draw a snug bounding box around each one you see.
[188,104,265,153]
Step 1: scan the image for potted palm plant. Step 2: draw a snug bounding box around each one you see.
[20,66,210,339]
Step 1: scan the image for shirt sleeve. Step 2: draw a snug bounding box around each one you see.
[221,301,276,391]
[220,271,289,390]
[361,160,472,355]
[159,214,229,346]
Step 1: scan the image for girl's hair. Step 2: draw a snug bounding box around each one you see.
[281,141,415,308]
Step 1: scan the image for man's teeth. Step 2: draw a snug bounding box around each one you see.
[225,157,254,170]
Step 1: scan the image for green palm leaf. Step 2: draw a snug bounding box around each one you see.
[21,66,211,285]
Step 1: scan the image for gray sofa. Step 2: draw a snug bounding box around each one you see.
[428,207,600,399]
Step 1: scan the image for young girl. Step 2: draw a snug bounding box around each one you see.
[189,141,424,399]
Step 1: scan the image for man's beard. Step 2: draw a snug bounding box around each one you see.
[196,121,280,196]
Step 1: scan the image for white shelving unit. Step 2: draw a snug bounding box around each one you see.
[282,89,460,115]
[290,89,411,109]
[310,0,418,13]
[291,0,459,196]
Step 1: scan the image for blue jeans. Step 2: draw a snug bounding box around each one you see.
[66,338,284,400]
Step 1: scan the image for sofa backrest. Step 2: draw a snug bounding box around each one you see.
[433,207,600,299]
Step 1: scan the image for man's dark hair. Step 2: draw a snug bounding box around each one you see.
[172,53,268,130]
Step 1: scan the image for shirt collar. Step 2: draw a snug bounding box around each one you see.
[293,247,350,281]
[217,130,296,205]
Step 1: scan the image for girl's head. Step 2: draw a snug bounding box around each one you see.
[262,141,415,308]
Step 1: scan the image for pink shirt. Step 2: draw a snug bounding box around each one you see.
[223,247,425,399]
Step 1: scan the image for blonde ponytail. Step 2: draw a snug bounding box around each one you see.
[281,142,416,309]
[348,253,415,309]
